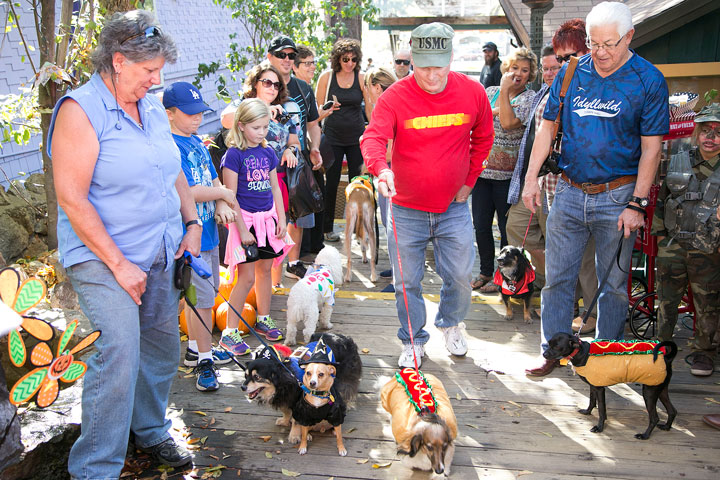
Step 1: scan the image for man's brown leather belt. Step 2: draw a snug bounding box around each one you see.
[560,172,637,194]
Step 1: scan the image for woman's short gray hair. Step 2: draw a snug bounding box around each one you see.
[91,9,177,74]
[586,1,633,40]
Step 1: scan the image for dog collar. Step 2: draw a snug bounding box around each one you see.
[301,384,335,403]
[564,347,580,361]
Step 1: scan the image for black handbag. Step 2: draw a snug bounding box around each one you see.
[539,56,578,177]
[286,150,324,222]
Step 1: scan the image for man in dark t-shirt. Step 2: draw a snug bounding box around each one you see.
[480,42,501,88]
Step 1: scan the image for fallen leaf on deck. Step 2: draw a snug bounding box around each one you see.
[224,430,236,436]
[456,393,462,400]
[187,437,201,445]
[705,397,720,405]
[225,407,232,412]
[183,374,194,378]
[353,294,367,301]
[372,462,392,469]
[518,470,533,476]
[265,451,273,458]
[361,348,370,354]
[346,427,356,433]
[210,417,216,425]
[223,453,231,459]
[539,431,552,437]
[281,468,301,477]
[357,458,369,464]
[466,423,479,429]
[237,469,241,476]
[508,401,522,408]
[259,435,272,442]
[180,335,188,342]
[192,411,207,416]
[209,454,219,460]
[200,436,208,444]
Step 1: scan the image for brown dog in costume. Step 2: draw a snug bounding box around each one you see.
[545,332,678,439]
[343,175,377,283]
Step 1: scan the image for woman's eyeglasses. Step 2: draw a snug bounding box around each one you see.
[273,51,297,60]
[342,56,359,64]
[298,60,316,66]
[394,59,410,66]
[120,26,162,45]
[258,78,281,91]
[555,52,578,64]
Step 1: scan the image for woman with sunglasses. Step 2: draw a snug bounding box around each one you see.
[48,10,197,477]
[316,38,370,242]
[241,64,302,291]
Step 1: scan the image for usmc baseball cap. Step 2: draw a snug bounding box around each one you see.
[162,82,214,115]
[410,22,454,68]
[268,35,297,54]
[695,103,720,123]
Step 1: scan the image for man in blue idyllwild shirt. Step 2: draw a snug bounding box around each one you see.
[522,1,669,376]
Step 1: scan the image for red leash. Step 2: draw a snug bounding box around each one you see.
[387,199,420,373]
[521,211,534,250]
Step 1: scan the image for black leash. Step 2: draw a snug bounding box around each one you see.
[574,235,628,337]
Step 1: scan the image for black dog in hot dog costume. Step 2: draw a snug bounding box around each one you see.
[545,333,678,440]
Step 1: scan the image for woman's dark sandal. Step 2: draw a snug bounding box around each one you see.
[471,275,491,290]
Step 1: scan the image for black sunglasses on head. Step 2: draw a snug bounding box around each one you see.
[121,26,162,45]
[273,51,297,60]
[556,52,578,64]
[395,59,410,66]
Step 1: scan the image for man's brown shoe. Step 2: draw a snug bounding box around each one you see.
[703,414,720,430]
[525,358,560,377]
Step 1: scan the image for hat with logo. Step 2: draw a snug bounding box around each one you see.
[695,103,720,124]
[268,35,298,54]
[482,42,498,52]
[410,22,454,68]
[162,82,214,115]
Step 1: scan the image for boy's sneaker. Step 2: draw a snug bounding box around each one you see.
[398,344,425,368]
[285,262,307,279]
[219,330,251,356]
[194,359,219,392]
[690,354,714,376]
[254,316,283,341]
[440,324,468,356]
[184,347,233,367]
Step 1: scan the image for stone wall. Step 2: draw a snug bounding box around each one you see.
[0,173,49,264]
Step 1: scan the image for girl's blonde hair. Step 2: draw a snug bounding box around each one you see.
[226,98,270,150]
[364,67,397,91]
[501,47,538,82]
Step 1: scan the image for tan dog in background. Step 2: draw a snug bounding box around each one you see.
[381,371,458,476]
[343,175,377,283]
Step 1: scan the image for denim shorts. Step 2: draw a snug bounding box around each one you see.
[292,213,315,228]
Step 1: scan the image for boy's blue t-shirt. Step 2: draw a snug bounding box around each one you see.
[221,145,278,213]
[174,133,220,251]
[543,51,669,184]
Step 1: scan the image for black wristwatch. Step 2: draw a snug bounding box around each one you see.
[630,196,649,208]
[185,219,202,229]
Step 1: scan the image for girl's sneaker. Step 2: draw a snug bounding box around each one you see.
[219,330,251,356]
[254,316,283,341]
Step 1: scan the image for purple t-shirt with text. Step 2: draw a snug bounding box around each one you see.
[221,145,278,213]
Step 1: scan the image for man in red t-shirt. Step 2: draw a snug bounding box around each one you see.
[361,22,494,368]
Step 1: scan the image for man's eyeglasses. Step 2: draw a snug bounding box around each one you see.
[394,59,410,66]
[541,65,561,73]
[257,78,281,91]
[298,60,316,66]
[120,26,162,45]
[586,37,624,52]
[342,56,358,64]
[273,51,297,60]
[555,52,577,64]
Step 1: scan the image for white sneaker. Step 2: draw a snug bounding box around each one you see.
[398,344,425,368]
[441,324,468,356]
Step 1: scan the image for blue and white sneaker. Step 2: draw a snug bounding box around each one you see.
[194,359,219,392]
[184,346,233,367]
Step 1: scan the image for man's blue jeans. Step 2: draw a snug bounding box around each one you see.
[540,179,636,352]
[67,248,180,479]
[385,201,475,345]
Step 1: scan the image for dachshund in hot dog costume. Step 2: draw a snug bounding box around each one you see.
[545,333,678,439]
[381,369,457,476]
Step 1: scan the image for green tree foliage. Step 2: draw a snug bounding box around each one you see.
[195,0,378,98]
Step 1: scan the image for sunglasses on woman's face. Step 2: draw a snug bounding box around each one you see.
[342,56,359,64]
[273,51,297,60]
[394,59,410,66]
[555,52,578,64]
[120,26,162,45]
[258,78,281,91]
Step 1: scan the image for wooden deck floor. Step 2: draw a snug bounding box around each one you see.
[130,225,720,480]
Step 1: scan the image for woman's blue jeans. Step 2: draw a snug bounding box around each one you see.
[67,248,180,479]
[385,201,475,345]
[540,179,636,352]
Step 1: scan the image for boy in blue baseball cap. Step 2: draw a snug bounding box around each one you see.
[164,82,238,391]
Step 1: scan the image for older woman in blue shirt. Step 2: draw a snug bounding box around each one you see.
[49,10,201,478]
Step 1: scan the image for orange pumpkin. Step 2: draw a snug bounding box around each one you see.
[215,302,256,333]
[246,285,257,309]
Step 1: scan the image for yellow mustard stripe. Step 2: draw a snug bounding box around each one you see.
[273,288,540,305]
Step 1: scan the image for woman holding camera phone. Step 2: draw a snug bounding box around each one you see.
[316,38,370,242]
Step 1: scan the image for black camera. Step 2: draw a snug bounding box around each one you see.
[277,111,293,125]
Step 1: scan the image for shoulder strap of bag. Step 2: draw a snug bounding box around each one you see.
[549,56,579,152]
[324,70,333,104]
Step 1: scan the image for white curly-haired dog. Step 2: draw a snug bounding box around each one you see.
[285,246,343,345]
